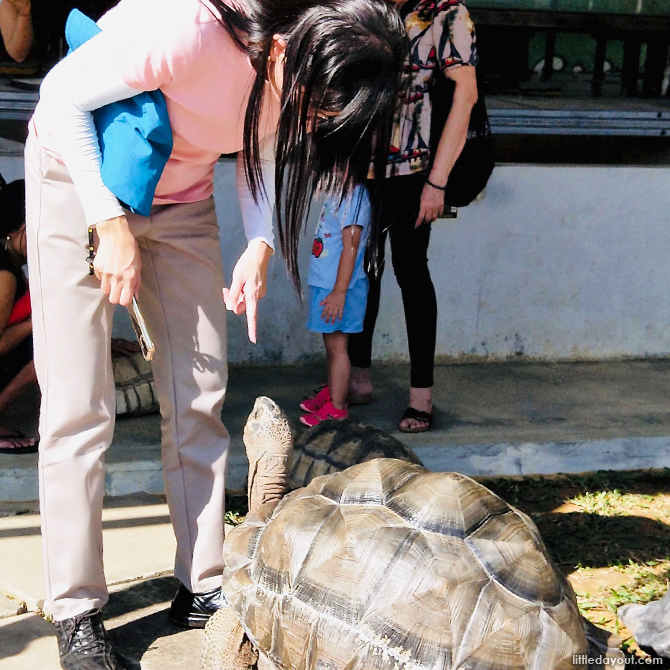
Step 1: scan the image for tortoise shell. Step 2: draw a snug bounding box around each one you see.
[222,458,588,670]
[290,420,423,490]
[113,352,159,417]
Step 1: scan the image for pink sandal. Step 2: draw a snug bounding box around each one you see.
[300,400,348,427]
[300,385,331,413]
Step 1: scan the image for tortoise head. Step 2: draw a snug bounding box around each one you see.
[243,396,294,456]
[243,397,294,517]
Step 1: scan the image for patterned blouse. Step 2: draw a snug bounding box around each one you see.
[388,0,478,177]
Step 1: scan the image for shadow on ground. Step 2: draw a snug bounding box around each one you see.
[106,575,187,664]
[538,513,670,569]
[0,612,53,662]
[0,575,185,665]
[482,470,670,514]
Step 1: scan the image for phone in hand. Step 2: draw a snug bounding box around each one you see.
[128,297,155,362]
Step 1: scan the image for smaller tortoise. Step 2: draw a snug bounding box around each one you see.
[243,397,422,515]
[113,351,159,417]
[203,397,593,670]
[289,418,423,490]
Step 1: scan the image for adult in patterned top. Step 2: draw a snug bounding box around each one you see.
[348,0,478,433]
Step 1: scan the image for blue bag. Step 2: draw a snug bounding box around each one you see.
[65,9,173,217]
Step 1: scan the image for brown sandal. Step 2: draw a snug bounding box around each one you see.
[398,406,434,433]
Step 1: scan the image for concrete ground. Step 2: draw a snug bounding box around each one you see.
[0,493,203,670]
[3,359,670,501]
[2,358,670,667]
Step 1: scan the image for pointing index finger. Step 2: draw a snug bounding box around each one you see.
[246,290,258,344]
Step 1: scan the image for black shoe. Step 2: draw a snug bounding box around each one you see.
[54,609,128,670]
[168,584,226,629]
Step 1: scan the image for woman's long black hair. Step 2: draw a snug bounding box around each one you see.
[207,0,407,292]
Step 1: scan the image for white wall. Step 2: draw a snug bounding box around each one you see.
[5,150,670,364]
[210,158,670,363]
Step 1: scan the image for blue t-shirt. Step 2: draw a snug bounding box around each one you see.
[307,186,371,290]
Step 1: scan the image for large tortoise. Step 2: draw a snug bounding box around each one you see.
[202,397,604,670]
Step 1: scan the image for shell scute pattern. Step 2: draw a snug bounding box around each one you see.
[222,459,588,670]
[362,592,453,668]
[249,496,339,599]
[385,471,510,539]
[284,507,415,626]
[247,586,277,654]
[223,519,264,570]
[317,458,423,507]
[290,421,423,490]
[465,511,563,606]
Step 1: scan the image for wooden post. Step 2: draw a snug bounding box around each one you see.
[621,38,642,97]
[642,37,669,98]
[542,29,556,82]
[592,35,607,97]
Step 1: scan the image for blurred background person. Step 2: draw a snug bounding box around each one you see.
[0,178,38,452]
[0,0,33,62]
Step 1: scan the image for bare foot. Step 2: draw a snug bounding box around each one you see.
[349,366,373,397]
[399,387,433,432]
[0,425,38,453]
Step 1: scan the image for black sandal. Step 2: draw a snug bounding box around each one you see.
[0,430,39,454]
[398,406,434,434]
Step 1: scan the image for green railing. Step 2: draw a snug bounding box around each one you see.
[469,1,670,99]
[468,0,670,16]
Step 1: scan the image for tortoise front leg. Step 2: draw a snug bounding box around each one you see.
[201,606,259,670]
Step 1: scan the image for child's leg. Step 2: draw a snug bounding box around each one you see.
[323,331,350,410]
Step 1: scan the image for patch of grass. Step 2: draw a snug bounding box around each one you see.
[479,469,670,514]
[569,490,660,517]
[479,470,670,654]
[575,561,670,614]
[225,510,245,526]
[225,495,248,526]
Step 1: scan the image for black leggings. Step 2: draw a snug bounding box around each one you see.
[348,173,436,388]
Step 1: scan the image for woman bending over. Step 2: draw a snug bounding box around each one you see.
[27,0,406,667]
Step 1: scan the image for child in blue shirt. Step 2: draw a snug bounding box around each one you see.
[300,185,371,426]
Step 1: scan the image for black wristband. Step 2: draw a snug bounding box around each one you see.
[425,178,447,191]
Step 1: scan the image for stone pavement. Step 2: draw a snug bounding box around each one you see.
[2,358,670,667]
[0,494,202,670]
[3,359,670,501]
[0,576,204,670]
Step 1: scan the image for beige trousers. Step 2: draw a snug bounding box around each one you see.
[25,132,229,621]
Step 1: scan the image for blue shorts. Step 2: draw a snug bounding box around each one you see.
[306,278,369,334]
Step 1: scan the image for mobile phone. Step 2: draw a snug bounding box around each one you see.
[128,297,155,362]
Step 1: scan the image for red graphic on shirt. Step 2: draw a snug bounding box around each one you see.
[312,237,324,258]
